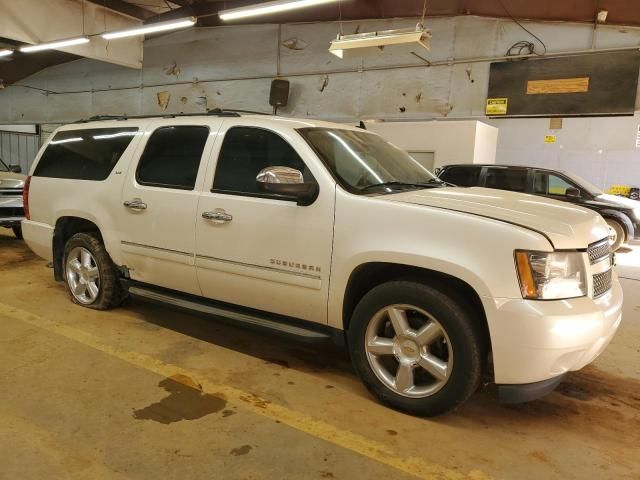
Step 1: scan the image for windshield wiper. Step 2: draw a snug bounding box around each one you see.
[361,180,445,192]
[361,181,420,192]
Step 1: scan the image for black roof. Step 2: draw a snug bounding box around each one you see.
[440,164,561,173]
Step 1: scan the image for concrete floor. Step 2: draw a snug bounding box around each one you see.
[1,229,639,480]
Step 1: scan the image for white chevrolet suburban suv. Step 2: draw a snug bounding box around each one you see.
[22,111,623,416]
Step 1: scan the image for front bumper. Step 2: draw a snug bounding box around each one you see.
[0,217,24,227]
[483,276,623,388]
[0,196,24,228]
[498,373,567,404]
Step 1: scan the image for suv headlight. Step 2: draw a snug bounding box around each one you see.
[515,251,587,300]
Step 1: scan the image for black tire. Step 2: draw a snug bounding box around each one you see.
[12,225,23,239]
[62,232,126,310]
[348,280,486,416]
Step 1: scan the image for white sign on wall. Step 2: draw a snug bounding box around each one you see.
[636,125,640,148]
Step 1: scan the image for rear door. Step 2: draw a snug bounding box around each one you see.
[118,119,220,295]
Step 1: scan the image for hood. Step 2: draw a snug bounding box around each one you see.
[0,171,26,186]
[597,194,640,213]
[383,187,609,249]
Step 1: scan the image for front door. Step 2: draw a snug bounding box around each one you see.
[195,121,335,324]
[118,120,219,295]
[532,170,584,203]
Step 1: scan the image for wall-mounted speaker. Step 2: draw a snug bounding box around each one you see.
[269,79,290,112]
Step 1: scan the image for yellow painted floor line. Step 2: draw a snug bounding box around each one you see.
[0,302,490,480]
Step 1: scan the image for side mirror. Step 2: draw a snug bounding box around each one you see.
[566,187,581,199]
[9,164,22,173]
[434,167,442,176]
[256,166,319,206]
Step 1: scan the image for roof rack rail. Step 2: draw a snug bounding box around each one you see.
[74,108,271,123]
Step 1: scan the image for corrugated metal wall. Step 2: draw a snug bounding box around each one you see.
[0,130,40,174]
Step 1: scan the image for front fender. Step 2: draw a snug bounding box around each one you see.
[600,209,634,240]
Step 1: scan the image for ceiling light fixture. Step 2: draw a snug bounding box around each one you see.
[20,36,90,53]
[101,17,196,40]
[219,0,341,21]
[0,49,13,57]
[329,26,431,59]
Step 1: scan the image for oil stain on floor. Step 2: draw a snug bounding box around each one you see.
[133,374,227,424]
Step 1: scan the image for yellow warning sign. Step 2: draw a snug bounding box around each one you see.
[486,98,508,115]
[544,135,557,144]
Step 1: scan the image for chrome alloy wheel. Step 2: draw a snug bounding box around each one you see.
[65,247,101,304]
[365,305,453,398]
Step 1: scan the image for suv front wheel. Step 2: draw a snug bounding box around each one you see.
[62,232,125,310]
[348,280,486,416]
[604,218,625,251]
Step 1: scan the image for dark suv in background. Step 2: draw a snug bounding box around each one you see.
[437,164,640,250]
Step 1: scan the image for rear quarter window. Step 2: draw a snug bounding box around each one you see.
[34,128,139,180]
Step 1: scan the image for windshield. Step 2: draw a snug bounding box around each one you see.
[563,171,603,196]
[0,158,8,172]
[298,128,440,194]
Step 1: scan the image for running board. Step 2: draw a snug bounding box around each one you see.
[127,285,333,343]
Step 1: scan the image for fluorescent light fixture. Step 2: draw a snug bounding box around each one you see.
[101,17,196,40]
[329,27,431,58]
[219,0,341,21]
[0,49,13,57]
[20,36,90,53]
[50,137,83,145]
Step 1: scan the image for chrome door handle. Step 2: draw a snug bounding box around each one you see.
[202,209,233,223]
[123,199,147,210]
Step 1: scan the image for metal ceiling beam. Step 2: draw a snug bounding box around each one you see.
[86,0,157,20]
[0,0,143,69]
[152,0,640,27]
[0,51,78,87]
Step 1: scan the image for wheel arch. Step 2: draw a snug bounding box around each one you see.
[341,262,490,349]
[52,216,103,281]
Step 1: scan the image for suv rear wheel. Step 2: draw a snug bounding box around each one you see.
[348,280,486,416]
[62,232,125,310]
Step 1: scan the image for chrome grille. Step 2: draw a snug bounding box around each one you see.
[0,188,23,197]
[0,207,24,217]
[593,269,613,298]
[587,238,611,265]
[588,238,613,298]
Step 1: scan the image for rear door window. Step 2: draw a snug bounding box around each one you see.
[439,166,481,187]
[136,126,209,190]
[34,128,139,180]
[485,168,528,192]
